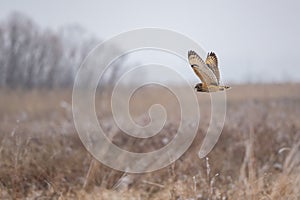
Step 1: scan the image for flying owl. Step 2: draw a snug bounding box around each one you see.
[188,50,230,92]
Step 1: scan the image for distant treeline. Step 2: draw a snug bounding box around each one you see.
[0,12,125,89]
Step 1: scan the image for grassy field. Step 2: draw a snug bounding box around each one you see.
[0,84,299,199]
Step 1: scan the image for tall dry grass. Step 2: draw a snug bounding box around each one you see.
[0,84,299,199]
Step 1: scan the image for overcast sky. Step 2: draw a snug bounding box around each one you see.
[1,0,300,83]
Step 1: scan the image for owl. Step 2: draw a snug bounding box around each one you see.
[188,50,230,92]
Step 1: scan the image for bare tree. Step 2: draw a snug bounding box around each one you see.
[0,12,127,89]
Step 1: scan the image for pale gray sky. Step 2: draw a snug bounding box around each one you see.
[1,0,300,83]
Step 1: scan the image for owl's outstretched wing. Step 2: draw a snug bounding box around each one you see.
[188,50,218,86]
[205,52,220,84]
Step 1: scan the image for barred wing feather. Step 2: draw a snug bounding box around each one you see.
[205,52,220,84]
[188,50,218,86]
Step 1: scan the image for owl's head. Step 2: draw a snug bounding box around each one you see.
[194,83,203,92]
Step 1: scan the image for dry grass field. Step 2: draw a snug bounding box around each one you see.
[0,84,299,199]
